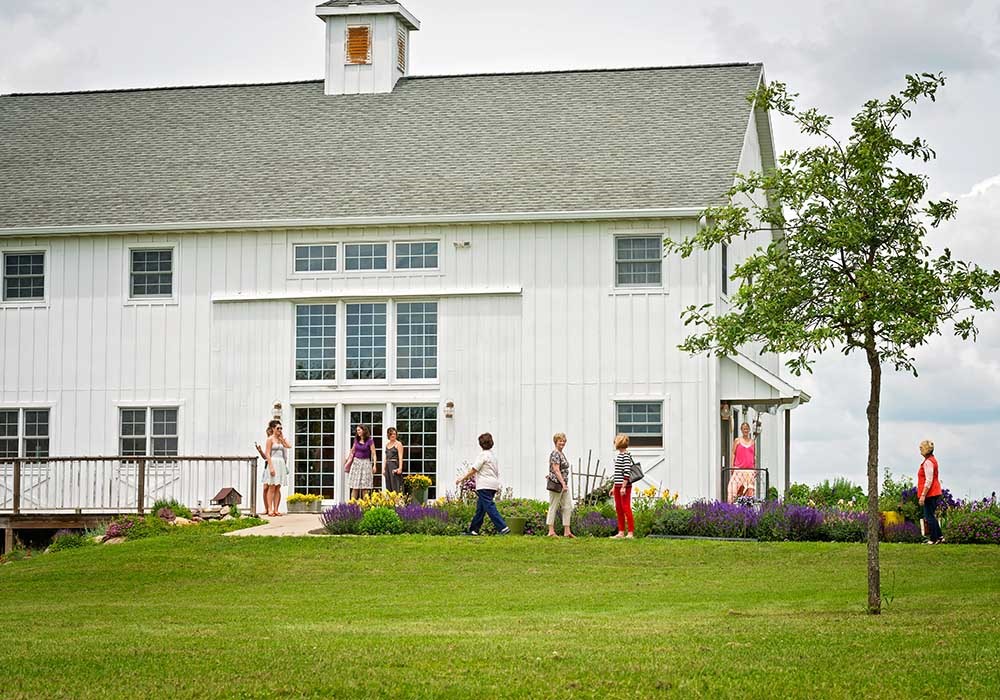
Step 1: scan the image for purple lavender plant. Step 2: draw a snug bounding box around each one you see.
[688,501,759,539]
[320,503,363,535]
[573,511,617,537]
[883,520,923,543]
[396,504,448,522]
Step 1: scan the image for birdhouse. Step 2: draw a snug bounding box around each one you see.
[211,488,242,506]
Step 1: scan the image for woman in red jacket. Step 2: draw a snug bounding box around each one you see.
[917,439,944,544]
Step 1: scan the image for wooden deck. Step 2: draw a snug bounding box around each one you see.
[1,456,259,552]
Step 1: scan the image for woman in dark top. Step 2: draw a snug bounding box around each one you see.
[383,427,405,493]
[344,424,377,500]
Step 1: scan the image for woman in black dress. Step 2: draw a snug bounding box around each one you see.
[383,427,405,493]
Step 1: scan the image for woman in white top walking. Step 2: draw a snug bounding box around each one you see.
[455,432,510,535]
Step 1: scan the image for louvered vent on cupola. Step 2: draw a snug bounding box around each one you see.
[315,1,420,96]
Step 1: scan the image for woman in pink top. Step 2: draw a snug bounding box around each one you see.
[728,422,757,502]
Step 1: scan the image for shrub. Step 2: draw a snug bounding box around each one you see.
[785,483,811,505]
[48,530,94,553]
[572,510,617,537]
[156,507,176,522]
[878,468,914,512]
[228,504,241,519]
[351,491,406,511]
[498,499,548,536]
[104,515,170,541]
[943,511,1000,544]
[757,503,824,541]
[651,508,693,536]
[883,520,923,543]
[359,506,404,535]
[810,478,865,508]
[104,517,136,540]
[822,511,867,542]
[688,501,758,539]
[397,504,449,534]
[151,499,192,520]
[320,504,363,535]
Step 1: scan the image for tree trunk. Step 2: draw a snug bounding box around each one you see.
[865,341,882,614]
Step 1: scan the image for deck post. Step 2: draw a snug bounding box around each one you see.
[250,458,258,517]
[137,457,146,514]
[3,527,13,554]
[12,460,21,515]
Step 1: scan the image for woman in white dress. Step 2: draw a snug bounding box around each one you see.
[264,419,291,516]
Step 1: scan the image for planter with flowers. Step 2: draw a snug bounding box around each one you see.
[404,474,433,505]
[286,493,323,514]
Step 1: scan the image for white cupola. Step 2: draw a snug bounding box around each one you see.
[315,1,421,95]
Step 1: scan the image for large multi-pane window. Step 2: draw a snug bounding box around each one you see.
[396,301,438,379]
[615,401,663,448]
[119,407,179,456]
[0,408,50,458]
[294,245,337,273]
[295,304,337,381]
[294,407,336,498]
[3,252,45,302]
[615,236,662,287]
[130,249,173,298]
[346,303,387,380]
[395,406,438,497]
[345,243,388,271]
[395,241,439,270]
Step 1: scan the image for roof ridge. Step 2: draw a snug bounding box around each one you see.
[2,62,762,98]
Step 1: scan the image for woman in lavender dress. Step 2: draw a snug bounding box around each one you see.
[344,424,377,500]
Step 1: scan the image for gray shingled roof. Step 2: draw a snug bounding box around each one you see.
[317,0,399,7]
[0,64,764,230]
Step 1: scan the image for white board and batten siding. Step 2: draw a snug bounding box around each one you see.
[1,217,735,502]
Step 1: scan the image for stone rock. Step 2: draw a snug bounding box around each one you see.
[221,515,233,521]
[92,535,104,544]
[103,537,126,545]
[172,516,194,526]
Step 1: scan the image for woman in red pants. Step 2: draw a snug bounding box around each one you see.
[612,433,635,539]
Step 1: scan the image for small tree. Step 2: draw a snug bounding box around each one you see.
[665,73,1000,613]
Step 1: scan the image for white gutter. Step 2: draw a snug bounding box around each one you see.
[212,286,522,304]
[0,207,705,238]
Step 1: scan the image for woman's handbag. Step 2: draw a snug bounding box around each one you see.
[628,456,644,485]
[545,474,564,493]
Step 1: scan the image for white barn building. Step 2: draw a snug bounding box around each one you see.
[0,0,808,511]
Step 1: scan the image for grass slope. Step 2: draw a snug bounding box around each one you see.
[1,532,998,699]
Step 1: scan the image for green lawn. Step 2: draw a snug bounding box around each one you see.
[1,531,998,699]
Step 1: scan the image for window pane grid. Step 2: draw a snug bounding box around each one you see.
[130,249,173,297]
[294,245,337,273]
[396,301,438,379]
[119,407,178,457]
[3,252,45,301]
[294,407,336,499]
[395,406,438,498]
[345,243,388,271]
[295,304,337,381]
[395,241,439,270]
[346,303,387,380]
[0,410,19,459]
[616,401,663,447]
[615,237,662,286]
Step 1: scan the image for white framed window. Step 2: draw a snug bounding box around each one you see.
[615,401,663,448]
[119,407,178,457]
[394,241,439,270]
[615,236,662,287]
[2,251,45,302]
[396,301,437,379]
[294,244,338,273]
[345,243,388,272]
[346,302,387,380]
[395,405,438,498]
[0,408,50,458]
[293,407,337,499]
[295,304,337,381]
[129,248,174,298]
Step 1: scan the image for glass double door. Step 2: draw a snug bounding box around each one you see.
[346,407,384,491]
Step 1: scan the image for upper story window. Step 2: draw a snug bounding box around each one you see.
[345,24,372,65]
[346,302,387,380]
[395,241,439,270]
[120,407,178,457]
[345,243,388,272]
[294,244,338,273]
[615,236,662,287]
[3,252,45,301]
[0,408,50,458]
[130,249,173,298]
[295,304,337,381]
[396,301,438,379]
[615,401,663,448]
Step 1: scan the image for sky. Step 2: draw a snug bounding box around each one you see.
[2,0,999,498]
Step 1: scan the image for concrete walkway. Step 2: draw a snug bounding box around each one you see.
[225,513,324,537]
